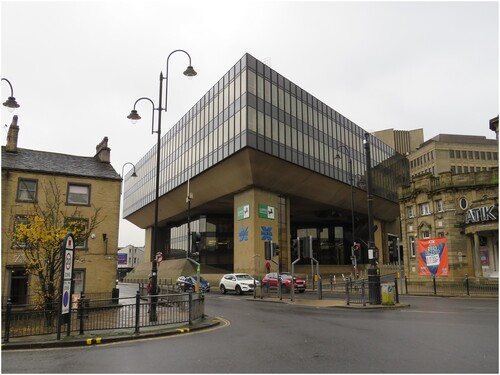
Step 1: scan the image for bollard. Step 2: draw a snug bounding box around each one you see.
[465,274,470,296]
[346,280,350,305]
[135,290,140,334]
[188,293,193,325]
[433,275,437,295]
[362,279,366,307]
[394,278,399,304]
[405,275,408,294]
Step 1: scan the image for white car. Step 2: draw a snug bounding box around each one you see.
[219,273,259,295]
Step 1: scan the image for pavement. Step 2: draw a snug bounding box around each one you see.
[2,296,409,351]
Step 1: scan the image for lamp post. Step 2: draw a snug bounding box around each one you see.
[127,50,197,321]
[1,78,20,111]
[335,145,358,279]
[363,132,381,304]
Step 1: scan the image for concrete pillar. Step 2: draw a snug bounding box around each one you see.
[233,188,289,277]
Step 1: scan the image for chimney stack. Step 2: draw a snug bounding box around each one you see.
[95,136,111,163]
[6,115,19,153]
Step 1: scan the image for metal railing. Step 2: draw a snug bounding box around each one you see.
[2,291,205,342]
[404,275,498,297]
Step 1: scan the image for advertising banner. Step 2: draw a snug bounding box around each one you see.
[117,253,128,265]
[418,238,449,276]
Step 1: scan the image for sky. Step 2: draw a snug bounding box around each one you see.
[1,0,498,247]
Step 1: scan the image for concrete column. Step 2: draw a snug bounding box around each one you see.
[233,188,288,277]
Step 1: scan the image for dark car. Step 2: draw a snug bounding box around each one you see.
[175,275,211,292]
[262,272,306,293]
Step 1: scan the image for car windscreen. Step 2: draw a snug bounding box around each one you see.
[235,275,253,280]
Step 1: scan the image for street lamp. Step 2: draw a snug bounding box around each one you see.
[363,132,381,304]
[1,78,20,111]
[335,145,358,279]
[127,49,197,321]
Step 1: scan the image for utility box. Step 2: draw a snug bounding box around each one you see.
[381,284,395,305]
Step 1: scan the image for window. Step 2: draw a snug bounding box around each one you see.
[474,151,480,159]
[407,206,415,218]
[459,197,468,210]
[457,166,462,173]
[17,178,37,202]
[421,230,430,239]
[487,152,492,160]
[409,236,416,257]
[435,199,444,212]
[65,217,89,249]
[73,270,85,295]
[67,184,90,206]
[462,151,467,159]
[449,150,455,158]
[419,202,431,216]
[455,150,461,158]
[468,151,473,159]
[13,215,30,248]
[450,166,456,173]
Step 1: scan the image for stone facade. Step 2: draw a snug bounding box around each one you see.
[399,169,498,281]
[2,128,121,303]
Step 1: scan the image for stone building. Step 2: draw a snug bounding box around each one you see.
[399,168,498,281]
[407,134,498,179]
[1,116,122,303]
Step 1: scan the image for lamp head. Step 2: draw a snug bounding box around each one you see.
[183,66,197,79]
[131,171,138,178]
[127,109,141,124]
[3,96,20,112]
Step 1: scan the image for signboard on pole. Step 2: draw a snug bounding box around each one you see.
[57,233,75,340]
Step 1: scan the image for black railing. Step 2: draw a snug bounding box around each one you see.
[2,291,205,342]
[404,275,498,296]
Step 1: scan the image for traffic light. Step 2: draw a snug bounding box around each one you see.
[272,242,280,257]
[291,238,299,259]
[353,242,360,261]
[191,232,201,253]
[264,241,272,260]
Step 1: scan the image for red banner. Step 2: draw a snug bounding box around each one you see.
[418,238,449,276]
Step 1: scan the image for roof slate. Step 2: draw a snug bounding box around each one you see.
[1,147,121,181]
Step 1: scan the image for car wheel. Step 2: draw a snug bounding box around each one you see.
[235,285,242,295]
[220,285,227,294]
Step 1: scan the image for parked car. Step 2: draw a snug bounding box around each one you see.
[175,275,211,292]
[219,273,259,295]
[262,272,306,293]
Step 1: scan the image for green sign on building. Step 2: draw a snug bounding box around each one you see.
[258,204,275,219]
[237,204,250,220]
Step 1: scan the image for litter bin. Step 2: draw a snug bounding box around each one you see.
[381,284,394,305]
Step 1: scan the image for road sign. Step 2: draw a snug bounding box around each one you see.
[61,280,71,314]
[64,250,73,279]
[156,252,163,264]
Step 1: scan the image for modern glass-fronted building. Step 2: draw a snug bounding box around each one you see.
[123,53,409,275]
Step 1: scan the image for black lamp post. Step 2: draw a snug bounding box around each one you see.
[363,132,381,304]
[127,50,196,321]
[335,145,358,279]
[1,78,20,111]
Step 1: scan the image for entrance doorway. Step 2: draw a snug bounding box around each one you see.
[8,267,29,305]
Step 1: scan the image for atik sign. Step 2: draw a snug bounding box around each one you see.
[418,238,448,276]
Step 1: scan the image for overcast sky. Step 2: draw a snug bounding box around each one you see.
[1,0,498,247]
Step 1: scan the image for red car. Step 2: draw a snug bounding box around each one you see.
[262,272,306,293]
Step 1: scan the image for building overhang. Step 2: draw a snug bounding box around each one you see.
[124,147,400,229]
